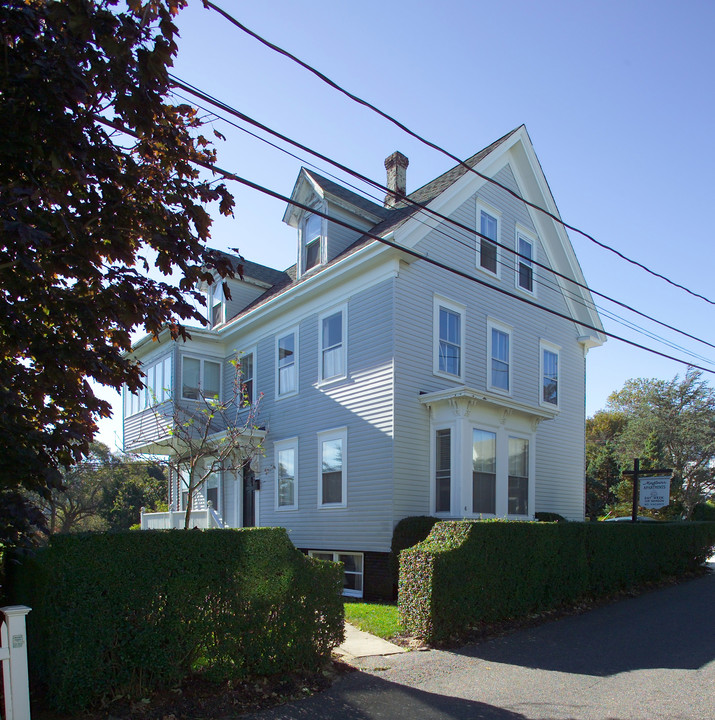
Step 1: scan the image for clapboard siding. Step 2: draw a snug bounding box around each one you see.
[392,163,587,522]
[233,277,396,552]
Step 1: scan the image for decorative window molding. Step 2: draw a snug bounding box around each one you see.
[274,437,298,510]
[433,295,466,381]
[515,228,536,295]
[181,355,221,401]
[318,305,347,383]
[487,319,512,394]
[276,327,299,398]
[308,551,363,597]
[124,355,173,417]
[540,340,560,408]
[317,427,347,508]
[476,200,501,277]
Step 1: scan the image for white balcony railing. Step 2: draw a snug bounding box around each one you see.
[140,503,224,530]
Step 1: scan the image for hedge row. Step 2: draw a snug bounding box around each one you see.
[11,528,344,712]
[399,520,715,643]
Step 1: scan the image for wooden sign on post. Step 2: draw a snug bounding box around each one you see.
[639,476,670,510]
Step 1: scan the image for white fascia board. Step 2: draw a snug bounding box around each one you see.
[394,127,605,341]
[419,386,558,422]
[282,169,326,227]
[219,241,404,349]
[129,426,267,457]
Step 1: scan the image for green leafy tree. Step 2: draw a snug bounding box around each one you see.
[607,369,715,519]
[1,0,237,501]
[585,410,627,518]
[99,461,166,531]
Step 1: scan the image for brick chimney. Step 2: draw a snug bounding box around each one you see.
[384,151,409,208]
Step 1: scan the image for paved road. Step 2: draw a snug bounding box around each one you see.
[246,568,715,720]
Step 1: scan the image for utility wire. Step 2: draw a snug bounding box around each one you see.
[97,113,715,376]
[201,0,715,309]
[169,74,715,354]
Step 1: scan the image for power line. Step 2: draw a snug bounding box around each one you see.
[201,0,715,309]
[169,75,715,355]
[95,113,715,373]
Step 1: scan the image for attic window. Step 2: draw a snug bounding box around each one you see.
[303,214,322,272]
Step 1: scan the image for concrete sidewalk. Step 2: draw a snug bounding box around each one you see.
[334,622,407,660]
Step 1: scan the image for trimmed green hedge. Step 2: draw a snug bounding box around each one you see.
[11,528,344,712]
[390,516,440,588]
[399,520,715,643]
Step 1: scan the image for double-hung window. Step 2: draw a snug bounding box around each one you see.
[472,429,497,514]
[208,281,225,327]
[435,428,451,513]
[318,428,347,507]
[319,308,346,382]
[239,351,254,407]
[477,204,499,275]
[308,551,363,597]
[540,342,560,407]
[124,355,173,417]
[516,233,534,293]
[433,296,466,380]
[181,356,221,401]
[274,438,298,509]
[303,214,322,273]
[508,437,529,515]
[277,330,298,397]
[487,320,511,393]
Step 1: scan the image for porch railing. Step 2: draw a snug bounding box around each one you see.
[140,502,224,529]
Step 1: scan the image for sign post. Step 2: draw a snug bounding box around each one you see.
[622,458,672,522]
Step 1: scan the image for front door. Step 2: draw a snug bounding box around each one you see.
[242,461,257,527]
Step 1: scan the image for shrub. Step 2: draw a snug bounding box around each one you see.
[692,501,715,521]
[10,528,344,713]
[399,520,715,643]
[535,511,567,522]
[390,516,440,593]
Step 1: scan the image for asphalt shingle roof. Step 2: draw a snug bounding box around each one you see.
[223,128,521,323]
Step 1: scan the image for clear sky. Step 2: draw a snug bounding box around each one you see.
[95,0,715,449]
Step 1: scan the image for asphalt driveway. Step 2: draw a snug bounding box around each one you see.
[246,567,715,720]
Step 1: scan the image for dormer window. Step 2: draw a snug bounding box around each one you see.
[302,213,323,273]
[207,281,225,328]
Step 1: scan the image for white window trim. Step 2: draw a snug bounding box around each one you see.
[275,326,299,399]
[299,208,326,277]
[487,318,513,396]
[237,347,256,407]
[308,550,363,598]
[124,355,174,417]
[432,295,466,381]
[317,426,348,509]
[274,437,298,511]
[515,226,537,296]
[317,304,348,385]
[506,431,534,519]
[539,340,561,410]
[180,354,222,402]
[476,199,502,278]
[431,423,455,516]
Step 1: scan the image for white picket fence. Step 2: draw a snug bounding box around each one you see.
[1,606,31,720]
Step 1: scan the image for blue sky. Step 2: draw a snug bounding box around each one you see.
[96,0,715,449]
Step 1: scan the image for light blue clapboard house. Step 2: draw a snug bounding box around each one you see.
[125,126,605,598]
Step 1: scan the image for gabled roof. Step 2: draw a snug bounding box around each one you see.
[213,249,291,287]
[221,126,603,343]
[282,167,389,227]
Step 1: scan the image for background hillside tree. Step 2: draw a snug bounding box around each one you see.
[587,370,715,519]
[31,442,165,533]
[0,0,237,504]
